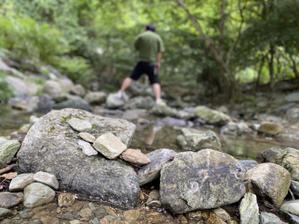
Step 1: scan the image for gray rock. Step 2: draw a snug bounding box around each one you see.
[239,193,259,224]
[17,108,139,208]
[195,106,231,125]
[77,140,98,156]
[160,149,246,214]
[43,80,64,99]
[33,171,59,190]
[288,213,299,224]
[281,200,299,216]
[138,149,176,186]
[239,160,258,172]
[8,96,39,112]
[24,183,55,208]
[0,192,23,208]
[286,92,299,103]
[93,133,127,159]
[292,181,299,198]
[221,121,252,136]
[84,91,107,104]
[67,118,92,132]
[9,173,34,191]
[151,104,193,119]
[246,163,291,207]
[260,212,286,224]
[106,93,127,109]
[53,97,92,111]
[70,84,85,97]
[125,96,155,110]
[0,139,20,168]
[35,95,54,113]
[287,107,299,120]
[122,109,147,121]
[5,76,38,97]
[258,122,283,135]
[261,147,299,181]
[78,132,96,143]
[0,208,13,220]
[177,128,221,151]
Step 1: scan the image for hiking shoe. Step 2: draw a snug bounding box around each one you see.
[156,98,166,106]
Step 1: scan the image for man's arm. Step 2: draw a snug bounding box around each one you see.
[155,52,162,73]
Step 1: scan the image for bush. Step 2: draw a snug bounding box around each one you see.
[55,57,93,86]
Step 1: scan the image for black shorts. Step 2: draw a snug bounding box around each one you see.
[130,61,160,85]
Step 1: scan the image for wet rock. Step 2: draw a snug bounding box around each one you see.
[53,97,92,111]
[160,149,245,214]
[281,200,299,216]
[24,183,55,208]
[67,118,92,132]
[70,84,85,97]
[0,139,20,168]
[9,173,34,191]
[138,148,176,186]
[221,121,252,136]
[239,160,258,172]
[123,209,140,223]
[84,91,107,105]
[106,93,127,109]
[121,148,150,165]
[258,122,283,135]
[0,208,13,220]
[57,192,77,207]
[0,192,23,208]
[93,133,127,159]
[125,96,155,110]
[177,128,221,151]
[18,109,139,208]
[77,140,98,156]
[246,163,291,207]
[287,107,299,121]
[239,193,259,224]
[122,109,147,121]
[195,106,231,125]
[33,171,59,190]
[260,212,286,224]
[146,190,161,208]
[261,147,299,181]
[79,207,93,220]
[78,132,96,143]
[291,181,299,198]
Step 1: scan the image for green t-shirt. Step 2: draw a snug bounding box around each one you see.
[134,31,165,63]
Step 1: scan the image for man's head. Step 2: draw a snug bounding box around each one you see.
[145,24,156,32]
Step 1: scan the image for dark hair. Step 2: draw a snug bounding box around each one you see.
[145,24,156,32]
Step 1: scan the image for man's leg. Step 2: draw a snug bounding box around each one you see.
[152,83,161,102]
[120,77,133,92]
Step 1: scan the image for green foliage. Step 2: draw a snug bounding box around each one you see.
[0,72,13,103]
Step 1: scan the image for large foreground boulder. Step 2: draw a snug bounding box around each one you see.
[17,109,139,208]
[160,149,246,214]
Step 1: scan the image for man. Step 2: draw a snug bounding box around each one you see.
[117,24,165,105]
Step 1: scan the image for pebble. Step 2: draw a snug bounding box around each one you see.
[67,118,92,132]
[33,171,59,189]
[9,173,34,191]
[77,140,98,156]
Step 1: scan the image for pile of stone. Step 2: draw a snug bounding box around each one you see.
[0,171,58,219]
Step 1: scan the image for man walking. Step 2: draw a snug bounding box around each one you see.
[117,24,165,105]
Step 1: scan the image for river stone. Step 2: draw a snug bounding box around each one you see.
[160,149,246,214]
[33,171,59,190]
[70,84,85,97]
[287,107,299,120]
[258,122,283,135]
[138,148,176,186]
[285,92,299,103]
[121,148,150,165]
[9,173,34,191]
[195,106,231,125]
[292,181,299,198]
[288,213,299,224]
[0,139,20,168]
[77,140,98,156]
[239,160,258,172]
[239,193,259,224]
[281,200,299,216]
[246,163,291,207]
[151,104,193,119]
[78,132,96,143]
[260,212,286,224]
[84,91,107,104]
[106,93,127,109]
[0,192,23,208]
[0,208,13,220]
[24,183,55,208]
[93,132,127,159]
[67,118,92,132]
[17,108,138,208]
[124,96,155,110]
[43,80,64,99]
[53,97,92,112]
[176,128,221,151]
[261,147,299,181]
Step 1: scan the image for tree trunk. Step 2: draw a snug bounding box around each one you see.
[268,44,275,89]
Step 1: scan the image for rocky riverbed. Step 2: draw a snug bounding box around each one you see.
[1,56,299,223]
